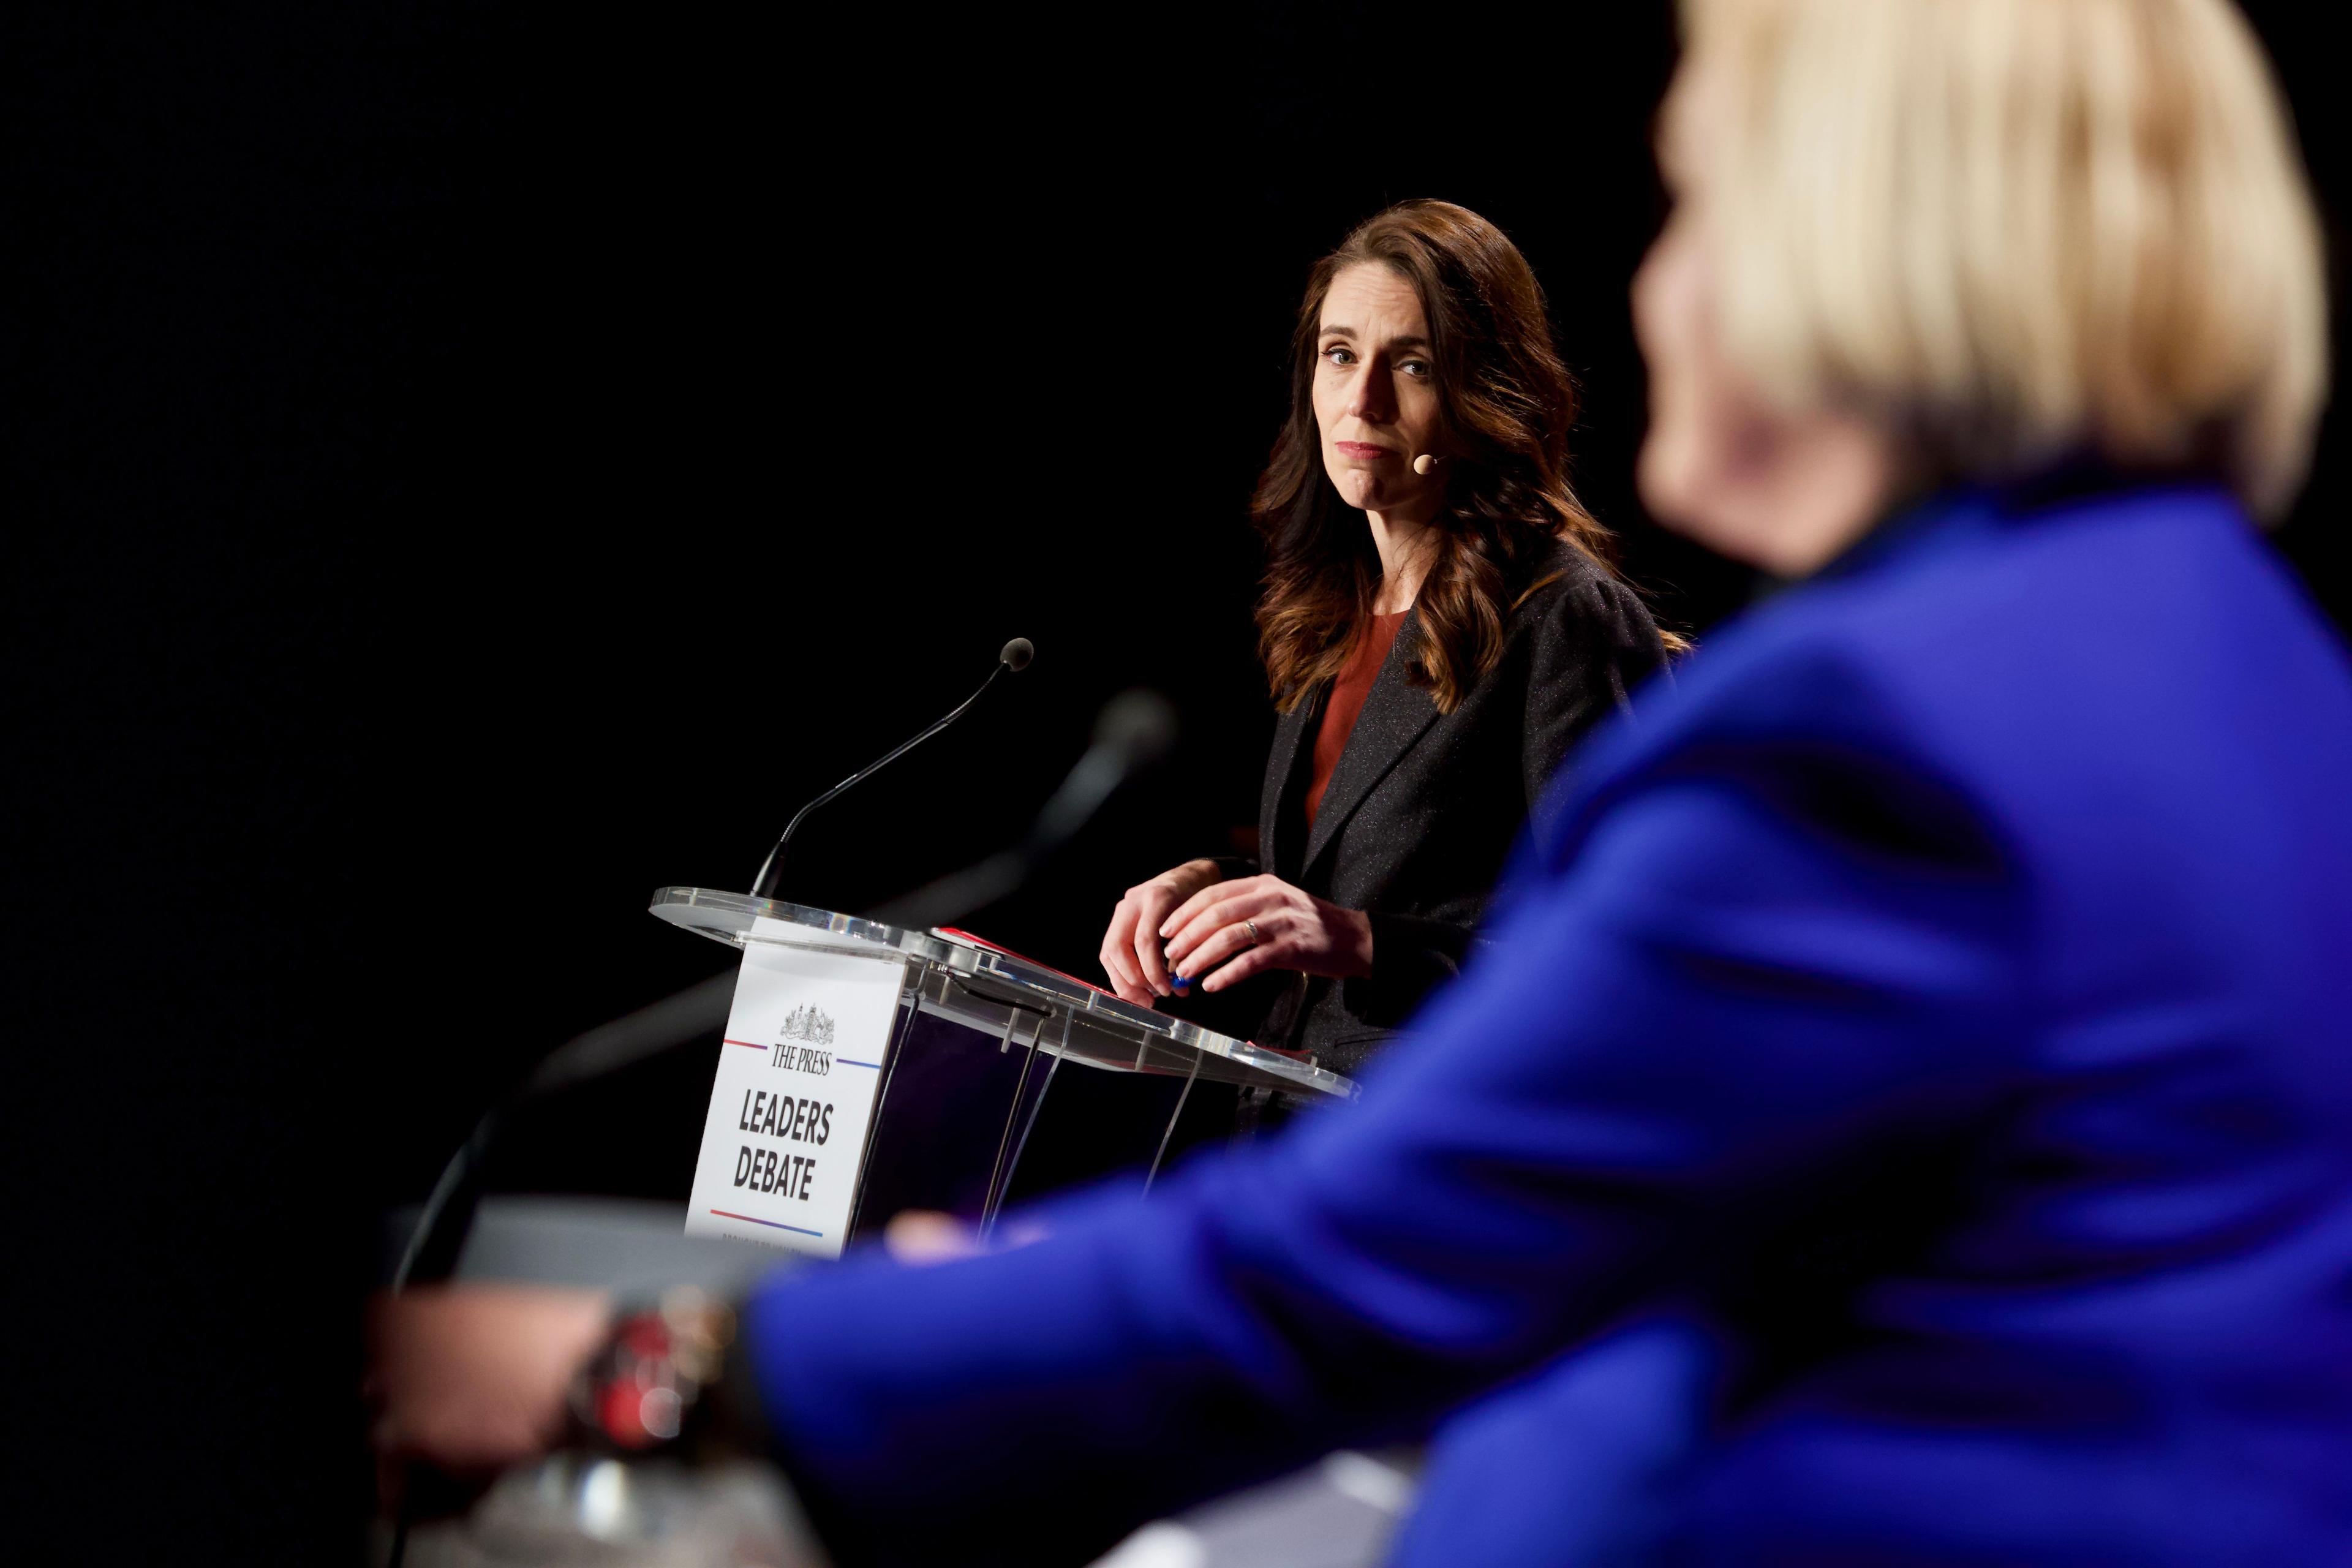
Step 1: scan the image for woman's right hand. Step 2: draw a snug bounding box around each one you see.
[1099,858,1225,1005]
[366,1285,612,1512]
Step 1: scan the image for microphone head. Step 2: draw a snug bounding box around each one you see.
[1091,688,1178,769]
[1000,637,1035,673]
[1412,453,1438,477]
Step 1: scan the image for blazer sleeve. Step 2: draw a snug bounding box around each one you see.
[1521,569,1667,810]
[741,660,2028,1566]
[1359,908,1483,1011]
[1358,571,1668,1009]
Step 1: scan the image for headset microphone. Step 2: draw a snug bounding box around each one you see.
[1412,453,1441,476]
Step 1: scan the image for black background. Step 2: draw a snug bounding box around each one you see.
[1,4,2340,1559]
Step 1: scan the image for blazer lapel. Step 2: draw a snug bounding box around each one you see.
[1260,697,1317,882]
[1298,613,1442,875]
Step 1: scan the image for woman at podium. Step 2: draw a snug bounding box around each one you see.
[1098,200,1668,1079]
[375,4,2351,1561]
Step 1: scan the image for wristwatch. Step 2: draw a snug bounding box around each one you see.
[567,1286,754,1456]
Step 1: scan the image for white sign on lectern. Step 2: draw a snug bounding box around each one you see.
[684,918,905,1257]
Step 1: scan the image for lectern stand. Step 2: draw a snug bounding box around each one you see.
[653,888,1358,1255]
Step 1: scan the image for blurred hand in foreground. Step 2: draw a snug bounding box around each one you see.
[884,1208,1050,1264]
[366,1284,611,1510]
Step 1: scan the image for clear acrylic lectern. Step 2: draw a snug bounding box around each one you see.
[652,887,1358,1247]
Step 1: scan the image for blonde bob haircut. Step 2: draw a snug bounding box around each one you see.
[1682,0,2328,518]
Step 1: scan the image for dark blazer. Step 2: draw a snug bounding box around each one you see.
[749,479,2352,1567]
[1222,539,1665,1076]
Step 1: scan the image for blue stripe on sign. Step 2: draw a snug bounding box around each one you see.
[709,1208,823,1238]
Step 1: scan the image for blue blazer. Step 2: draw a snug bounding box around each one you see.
[743,480,2352,1566]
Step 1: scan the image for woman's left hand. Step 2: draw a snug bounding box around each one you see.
[1158,874,1374,993]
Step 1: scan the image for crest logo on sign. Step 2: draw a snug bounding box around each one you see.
[772,1004,838,1072]
[775,1004,835,1047]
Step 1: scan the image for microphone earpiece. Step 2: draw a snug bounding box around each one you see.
[1412,454,1440,477]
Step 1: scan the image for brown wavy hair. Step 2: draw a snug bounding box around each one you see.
[1254,200,1649,714]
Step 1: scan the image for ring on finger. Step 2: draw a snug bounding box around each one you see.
[1243,918,1261,947]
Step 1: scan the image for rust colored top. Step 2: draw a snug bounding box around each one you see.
[1304,609,1409,831]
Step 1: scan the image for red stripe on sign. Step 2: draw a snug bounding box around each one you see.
[710,1208,823,1237]
[725,1038,766,1050]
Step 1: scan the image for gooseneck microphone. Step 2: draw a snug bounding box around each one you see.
[749,637,1034,901]
[390,678,1167,1297]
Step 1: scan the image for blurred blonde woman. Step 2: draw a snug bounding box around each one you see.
[377,6,2350,1561]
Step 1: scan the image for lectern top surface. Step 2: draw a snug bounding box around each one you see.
[650,887,1360,1101]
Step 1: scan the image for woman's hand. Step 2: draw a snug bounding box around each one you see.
[366,1285,611,1510]
[1159,874,1374,993]
[1099,858,1226,1004]
[883,1209,1051,1264]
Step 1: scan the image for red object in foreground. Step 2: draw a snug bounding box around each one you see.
[598,1381,655,1449]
